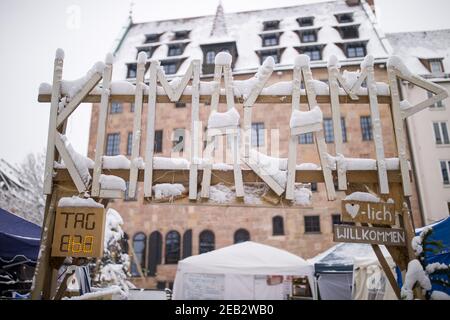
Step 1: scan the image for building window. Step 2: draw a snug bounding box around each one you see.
[297,17,314,27]
[339,25,359,39]
[106,133,120,156]
[429,59,444,74]
[304,216,321,233]
[263,20,279,31]
[298,46,322,60]
[131,233,146,276]
[168,44,183,56]
[335,13,354,24]
[262,34,278,47]
[301,30,317,43]
[147,231,162,276]
[234,229,250,243]
[110,102,122,114]
[136,47,152,60]
[299,132,314,144]
[310,182,318,192]
[124,181,137,201]
[272,216,284,236]
[428,91,444,108]
[175,102,186,108]
[174,30,189,40]
[440,161,450,185]
[331,214,341,227]
[434,122,450,145]
[199,230,215,254]
[182,230,192,259]
[251,122,265,147]
[130,103,135,112]
[346,43,366,58]
[127,63,137,78]
[154,130,163,153]
[172,128,185,152]
[144,34,159,43]
[162,63,177,75]
[360,116,373,141]
[165,231,181,264]
[323,118,347,143]
[127,132,133,155]
[260,50,280,64]
[206,51,215,64]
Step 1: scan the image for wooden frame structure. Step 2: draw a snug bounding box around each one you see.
[32,48,448,299]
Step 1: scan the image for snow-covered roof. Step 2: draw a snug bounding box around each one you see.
[387,29,450,77]
[113,0,390,79]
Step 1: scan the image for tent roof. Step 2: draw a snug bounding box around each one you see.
[177,241,312,275]
[0,208,41,263]
[309,243,392,273]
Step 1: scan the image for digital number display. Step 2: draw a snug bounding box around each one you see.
[52,206,105,258]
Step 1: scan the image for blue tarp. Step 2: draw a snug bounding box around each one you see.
[415,217,450,295]
[0,208,41,264]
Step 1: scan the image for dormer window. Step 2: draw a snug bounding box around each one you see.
[162,62,177,75]
[335,12,354,24]
[174,30,190,40]
[126,63,137,78]
[297,17,314,27]
[168,44,184,56]
[263,20,280,31]
[295,45,324,61]
[136,47,154,60]
[144,33,160,44]
[256,48,285,64]
[200,42,238,74]
[429,59,444,74]
[346,43,366,58]
[262,34,279,47]
[335,24,360,39]
[300,30,317,43]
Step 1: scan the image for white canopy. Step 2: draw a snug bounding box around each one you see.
[173,241,315,300]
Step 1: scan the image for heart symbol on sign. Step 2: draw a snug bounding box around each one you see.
[345,203,360,219]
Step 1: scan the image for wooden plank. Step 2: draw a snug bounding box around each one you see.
[366,62,389,194]
[200,137,215,198]
[54,134,87,193]
[170,63,194,101]
[91,60,113,197]
[56,72,103,128]
[43,50,64,195]
[210,65,222,112]
[387,67,412,196]
[143,61,159,198]
[341,200,396,225]
[38,93,393,104]
[285,135,298,200]
[243,59,274,107]
[371,244,401,299]
[333,225,406,246]
[243,106,252,160]
[232,134,244,198]
[402,91,448,119]
[290,122,323,136]
[189,60,201,200]
[99,189,124,199]
[244,158,285,196]
[128,54,146,198]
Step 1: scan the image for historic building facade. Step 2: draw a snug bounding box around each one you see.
[88,0,422,288]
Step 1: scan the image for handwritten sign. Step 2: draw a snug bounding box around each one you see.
[341,200,396,225]
[333,225,406,246]
[51,206,106,257]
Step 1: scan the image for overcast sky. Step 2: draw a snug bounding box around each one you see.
[1,0,450,164]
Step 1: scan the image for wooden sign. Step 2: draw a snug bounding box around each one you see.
[51,206,106,257]
[341,200,396,225]
[333,225,406,246]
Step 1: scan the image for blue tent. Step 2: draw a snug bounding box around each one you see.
[0,208,41,264]
[415,217,450,295]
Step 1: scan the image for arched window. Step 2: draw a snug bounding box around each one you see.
[234,228,250,244]
[147,231,162,276]
[199,230,215,254]
[182,229,192,258]
[165,230,181,264]
[272,216,285,236]
[131,232,146,276]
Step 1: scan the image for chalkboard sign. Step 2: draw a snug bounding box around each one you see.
[51,206,106,257]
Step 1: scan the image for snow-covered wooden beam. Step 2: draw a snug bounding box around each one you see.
[91,54,113,197]
[189,60,201,200]
[43,49,64,195]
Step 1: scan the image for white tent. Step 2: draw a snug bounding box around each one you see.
[172,241,315,300]
[308,243,398,300]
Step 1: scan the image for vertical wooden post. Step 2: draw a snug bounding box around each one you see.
[189,60,201,200]
[128,52,147,198]
[43,49,64,195]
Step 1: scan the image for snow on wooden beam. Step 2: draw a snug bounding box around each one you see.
[189,60,201,200]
